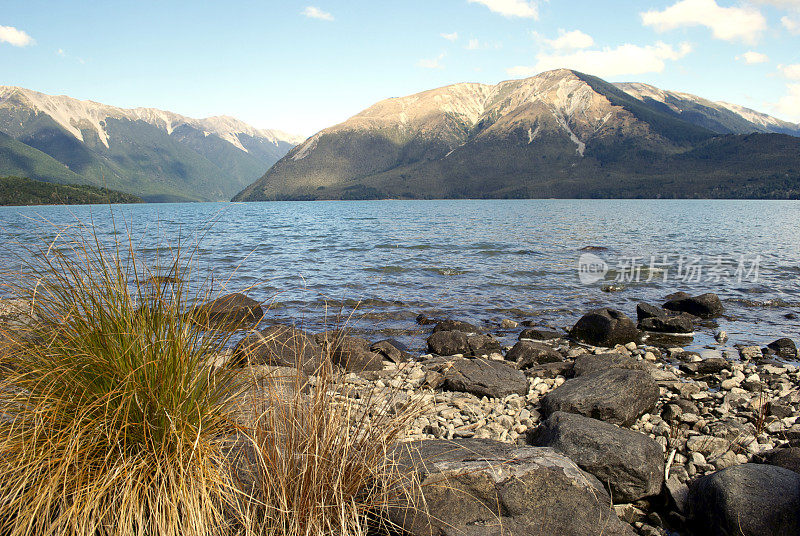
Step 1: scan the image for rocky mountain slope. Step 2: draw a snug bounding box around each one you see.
[234,69,800,201]
[0,87,303,202]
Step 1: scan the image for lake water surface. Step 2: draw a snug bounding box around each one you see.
[1,200,798,354]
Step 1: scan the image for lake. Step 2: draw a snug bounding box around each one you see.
[1,199,798,353]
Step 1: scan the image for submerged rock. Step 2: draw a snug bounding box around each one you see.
[519,327,563,340]
[432,319,483,334]
[768,338,798,359]
[663,292,723,319]
[191,293,264,325]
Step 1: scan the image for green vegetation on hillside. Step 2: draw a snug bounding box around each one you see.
[237,133,800,201]
[0,176,143,206]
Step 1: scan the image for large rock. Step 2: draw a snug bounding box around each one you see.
[638,314,694,334]
[663,292,723,318]
[230,365,310,426]
[636,302,667,321]
[370,339,411,363]
[755,447,800,474]
[467,333,502,356]
[768,338,798,359]
[529,411,664,503]
[388,439,636,536]
[427,330,470,356]
[442,358,528,399]
[541,368,659,426]
[519,328,562,340]
[432,319,483,334]
[324,334,384,372]
[507,341,563,369]
[191,293,263,325]
[233,324,321,373]
[687,463,800,536]
[570,308,638,347]
[572,353,645,377]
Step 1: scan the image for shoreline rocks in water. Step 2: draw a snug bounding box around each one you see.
[3,289,799,536]
[207,291,800,536]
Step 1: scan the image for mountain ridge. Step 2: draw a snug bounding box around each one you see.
[234,69,800,201]
[0,86,303,202]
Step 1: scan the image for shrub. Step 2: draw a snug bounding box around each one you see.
[0,228,245,536]
[235,349,423,536]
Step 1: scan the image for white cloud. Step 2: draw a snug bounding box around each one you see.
[301,6,334,21]
[544,29,594,50]
[737,50,770,64]
[508,42,692,78]
[642,0,767,44]
[467,0,538,19]
[418,53,446,69]
[749,0,800,7]
[0,25,34,47]
[774,83,800,120]
[56,48,66,57]
[466,38,480,50]
[781,63,800,79]
[783,15,800,32]
[441,32,459,41]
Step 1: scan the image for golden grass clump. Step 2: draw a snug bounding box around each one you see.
[0,229,244,536]
[236,348,424,536]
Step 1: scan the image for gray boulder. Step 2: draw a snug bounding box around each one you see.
[570,308,638,347]
[388,439,636,536]
[427,330,470,356]
[433,319,483,334]
[519,328,562,340]
[191,293,263,325]
[768,338,798,359]
[467,333,502,356]
[507,341,563,369]
[442,358,528,399]
[541,368,660,426]
[326,335,384,372]
[572,353,645,377]
[233,324,321,373]
[663,292,723,318]
[529,411,664,502]
[636,302,667,321]
[230,365,310,426]
[370,339,411,363]
[755,447,800,474]
[688,463,800,536]
[638,314,694,334]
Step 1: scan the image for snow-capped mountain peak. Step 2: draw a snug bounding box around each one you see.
[0,86,303,152]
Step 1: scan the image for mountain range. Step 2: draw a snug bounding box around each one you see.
[0,87,303,202]
[234,69,800,201]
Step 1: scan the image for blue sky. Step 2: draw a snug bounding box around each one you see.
[1,0,799,136]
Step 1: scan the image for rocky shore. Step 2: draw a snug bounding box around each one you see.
[3,291,799,536]
[210,290,800,536]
